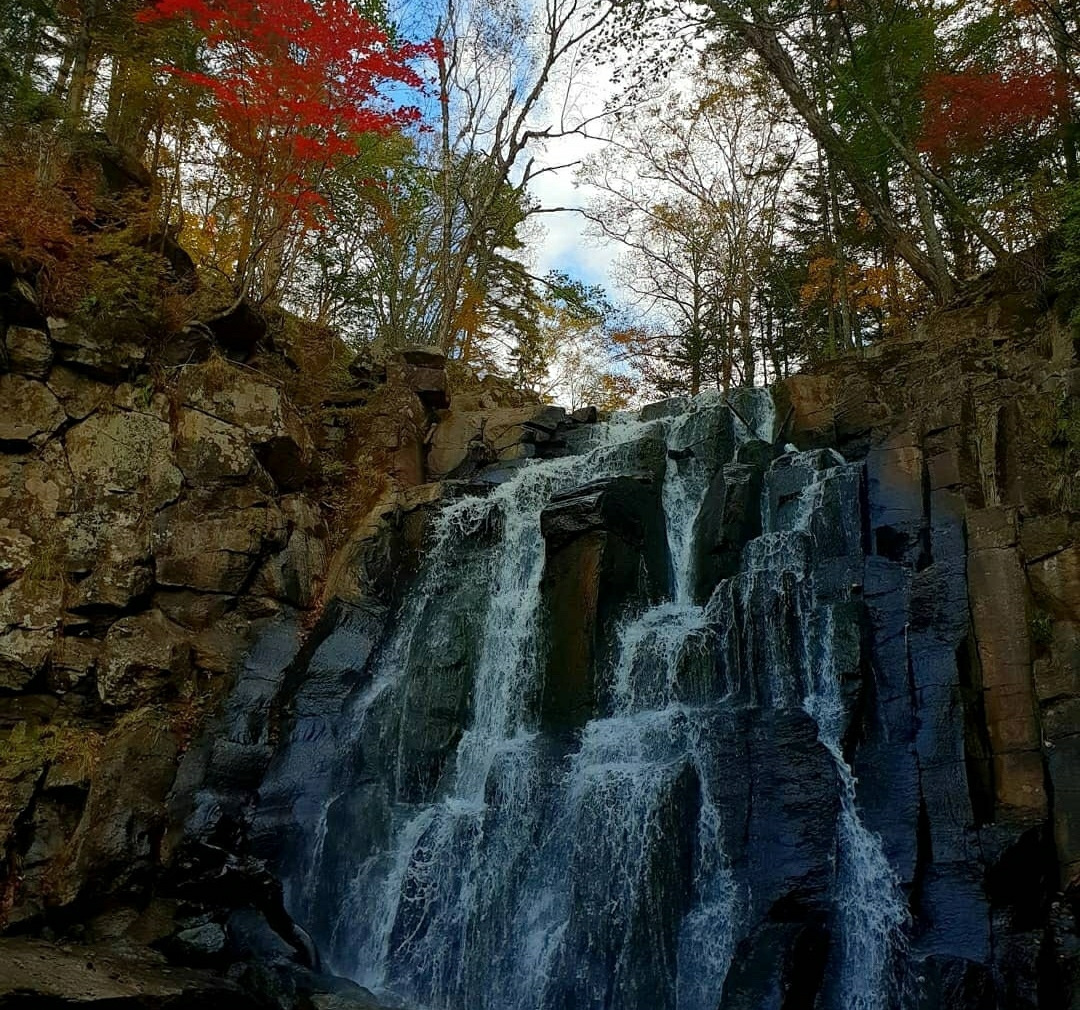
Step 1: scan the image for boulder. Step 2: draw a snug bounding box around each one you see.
[1020,514,1071,563]
[47,364,112,420]
[156,590,233,632]
[0,375,65,445]
[426,409,485,478]
[178,363,315,489]
[175,407,259,483]
[388,345,449,409]
[153,494,287,594]
[65,509,154,612]
[49,709,180,909]
[0,442,74,541]
[395,344,446,369]
[426,405,574,480]
[540,475,662,552]
[0,627,54,691]
[0,524,33,586]
[48,315,146,379]
[694,456,767,599]
[252,498,328,609]
[173,920,229,962]
[66,409,182,506]
[97,610,192,707]
[49,636,101,692]
[4,325,53,378]
[639,397,687,422]
[0,575,64,690]
[571,405,598,424]
[189,612,255,676]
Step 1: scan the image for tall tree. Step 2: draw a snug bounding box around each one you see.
[580,69,798,392]
[139,0,435,302]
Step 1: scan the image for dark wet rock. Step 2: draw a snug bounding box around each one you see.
[720,920,830,1010]
[694,459,766,597]
[639,397,687,422]
[539,476,666,728]
[571,405,598,424]
[547,761,700,1010]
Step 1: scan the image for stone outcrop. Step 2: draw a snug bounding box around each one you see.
[0,254,476,1009]
[426,403,592,481]
[539,475,666,728]
[775,294,1080,1004]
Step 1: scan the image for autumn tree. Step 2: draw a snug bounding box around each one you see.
[423,0,620,360]
[580,69,798,393]
[514,272,634,409]
[138,0,435,303]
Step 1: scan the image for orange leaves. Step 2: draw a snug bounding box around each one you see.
[918,70,1062,162]
[801,257,885,314]
[0,148,96,312]
[800,255,926,334]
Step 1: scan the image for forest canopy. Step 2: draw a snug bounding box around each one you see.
[0,0,1077,401]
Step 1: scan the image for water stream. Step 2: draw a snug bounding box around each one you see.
[278,391,910,1010]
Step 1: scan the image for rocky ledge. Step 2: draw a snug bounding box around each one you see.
[0,255,605,1006]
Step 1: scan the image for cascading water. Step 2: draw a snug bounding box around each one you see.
[277,390,912,1010]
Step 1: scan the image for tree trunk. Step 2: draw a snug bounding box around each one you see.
[735,15,955,301]
[739,292,754,386]
[66,0,98,117]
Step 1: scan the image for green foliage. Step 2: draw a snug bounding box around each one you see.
[1053,182,1080,331]
[1031,608,1054,650]
[78,240,171,322]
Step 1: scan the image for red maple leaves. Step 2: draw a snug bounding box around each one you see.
[919,69,1062,162]
[140,0,437,229]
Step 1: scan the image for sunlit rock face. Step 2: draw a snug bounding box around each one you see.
[256,379,1046,1010]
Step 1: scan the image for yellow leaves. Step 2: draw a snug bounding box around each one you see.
[592,372,637,412]
[800,253,928,335]
[801,256,884,314]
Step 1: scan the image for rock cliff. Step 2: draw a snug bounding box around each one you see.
[0,252,1078,1009]
[0,250,605,1006]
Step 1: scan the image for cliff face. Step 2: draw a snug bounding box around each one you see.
[0,253,606,1006]
[776,295,1080,1005]
[0,271,339,930]
[1,258,1079,1010]
[782,294,1080,855]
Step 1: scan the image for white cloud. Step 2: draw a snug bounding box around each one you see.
[524,62,623,294]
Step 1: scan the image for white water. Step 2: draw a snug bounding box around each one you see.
[804,608,909,1010]
[289,392,910,1010]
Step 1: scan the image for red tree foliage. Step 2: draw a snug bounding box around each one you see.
[919,69,1062,162]
[139,0,436,238]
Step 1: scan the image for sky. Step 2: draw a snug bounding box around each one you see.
[392,0,633,301]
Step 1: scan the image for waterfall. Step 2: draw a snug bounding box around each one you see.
[278,391,911,1010]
